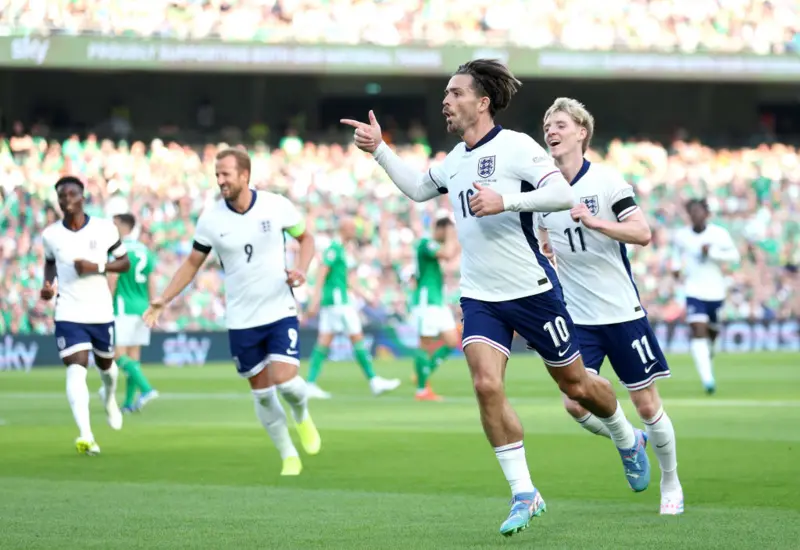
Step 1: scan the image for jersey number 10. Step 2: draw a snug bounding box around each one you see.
[457,189,476,218]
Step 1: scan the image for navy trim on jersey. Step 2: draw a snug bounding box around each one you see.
[619,242,644,312]
[569,159,591,186]
[224,189,257,215]
[464,125,502,152]
[428,168,448,194]
[62,214,90,232]
[520,180,562,294]
[193,240,212,254]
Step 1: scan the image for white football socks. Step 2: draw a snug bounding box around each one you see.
[494,441,535,496]
[98,362,119,406]
[597,401,637,449]
[576,412,612,438]
[252,387,298,460]
[66,364,93,441]
[643,407,680,492]
[277,376,309,423]
[690,338,715,388]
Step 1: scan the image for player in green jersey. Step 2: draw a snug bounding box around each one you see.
[410,216,460,400]
[104,214,159,412]
[306,217,401,399]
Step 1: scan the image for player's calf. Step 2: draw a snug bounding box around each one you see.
[251,386,301,474]
[562,393,611,439]
[630,385,683,514]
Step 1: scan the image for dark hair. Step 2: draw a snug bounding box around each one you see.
[685,198,709,213]
[454,59,522,117]
[114,213,136,230]
[216,148,251,175]
[54,175,84,191]
[435,217,453,229]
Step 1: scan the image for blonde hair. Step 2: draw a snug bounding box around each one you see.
[543,97,595,153]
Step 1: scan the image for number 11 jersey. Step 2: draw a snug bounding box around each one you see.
[193,190,302,329]
[538,159,645,326]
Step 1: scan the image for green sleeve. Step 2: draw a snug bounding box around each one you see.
[420,239,440,258]
[145,249,157,275]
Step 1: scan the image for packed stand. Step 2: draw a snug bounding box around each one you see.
[1,124,798,335]
[2,0,799,55]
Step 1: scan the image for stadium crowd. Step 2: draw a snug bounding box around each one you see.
[1,0,799,54]
[1,122,798,335]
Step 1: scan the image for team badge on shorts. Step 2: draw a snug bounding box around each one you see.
[581,195,599,216]
[477,155,496,178]
[57,337,66,350]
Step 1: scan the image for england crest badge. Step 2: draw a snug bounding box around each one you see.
[581,195,599,216]
[477,155,496,179]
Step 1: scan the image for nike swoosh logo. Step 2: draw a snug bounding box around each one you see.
[542,212,552,218]
[219,233,229,237]
[644,362,657,373]
[558,345,571,357]
[449,172,459,179]
[656,441,671,449]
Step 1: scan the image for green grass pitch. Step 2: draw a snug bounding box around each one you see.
[1,353,799,549]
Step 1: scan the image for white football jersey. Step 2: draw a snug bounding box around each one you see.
[538,160,644,325]
[193,190,302,330]
[42,216,127,324]
[672,223,740,301]
[426,126,567,302]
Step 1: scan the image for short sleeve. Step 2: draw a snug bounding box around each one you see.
[145,249,157,275]
[43,232,55,261]
[421,239,440,258]
[606,170,638,221]
[106,222,127,258]
[193,212,213,254]
[510,134,562,189]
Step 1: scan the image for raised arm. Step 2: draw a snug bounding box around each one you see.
[342,110,445,203]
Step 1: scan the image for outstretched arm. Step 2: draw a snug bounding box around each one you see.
[158,247,207,305]
[342,110,444,203]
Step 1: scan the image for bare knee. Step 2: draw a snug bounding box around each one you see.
[473,373,504,401]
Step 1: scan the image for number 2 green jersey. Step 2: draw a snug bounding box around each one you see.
[321,241,352,306]
[114,239,156,316]
[412,238,445,307]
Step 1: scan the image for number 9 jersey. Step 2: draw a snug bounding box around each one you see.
[193,190,304,330]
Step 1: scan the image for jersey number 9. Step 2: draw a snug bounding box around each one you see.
[244,244,253,262]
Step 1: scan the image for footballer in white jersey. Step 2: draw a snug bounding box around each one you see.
[143,149,321,477]
[40,176,130,456]
[672,198,741,394]
[342,60,650,536]
[538,98,683,516]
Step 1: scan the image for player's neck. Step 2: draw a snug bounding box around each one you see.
[554,150,584,184]
[692,224,707,234]
[227,187,254,214]
[462,119,497,149]
[64,212,87,231]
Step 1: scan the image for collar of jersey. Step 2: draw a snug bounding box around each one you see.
[570,159,591,186]
[224,189,257,215]
[62,214,90,232]
[464,125,502,152]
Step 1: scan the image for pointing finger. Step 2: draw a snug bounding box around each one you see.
[340,119,365,129]
[368,110,378,125]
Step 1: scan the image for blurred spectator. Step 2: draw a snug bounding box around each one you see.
[1,125,798,334]
[0,0,798,55]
